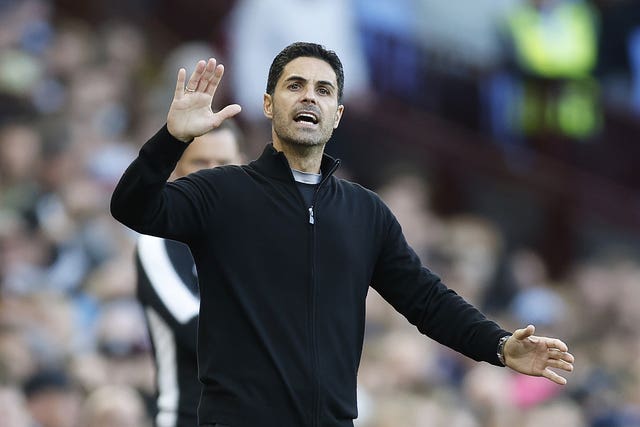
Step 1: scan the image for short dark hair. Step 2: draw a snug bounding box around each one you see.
[266,42,344,103]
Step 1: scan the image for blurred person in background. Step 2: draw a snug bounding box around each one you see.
[22,368,82,427]
[111,42,574,427]
[79,384,150,427]
[438,214,504,308]
[593,0,640,112]
[354,0,420,103]
[376,169,446,267]
[65,298,157,405]
[499,0,601,141]
[520,399,586,427]
[0,385,33,427]
[505,248,567,330]
[135,120,245,427]
[414,0,518,73]
[0,121,43,213]
[0,326,37,386]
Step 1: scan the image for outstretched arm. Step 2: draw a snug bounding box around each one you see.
[168,58,241,142]
[503,324,575,385]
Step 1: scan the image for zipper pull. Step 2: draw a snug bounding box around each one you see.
[308,206,315,225]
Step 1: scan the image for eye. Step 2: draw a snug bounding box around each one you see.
[288,82,301,90]
[317,87,330,96]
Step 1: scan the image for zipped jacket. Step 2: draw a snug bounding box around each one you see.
[111,125,509,427]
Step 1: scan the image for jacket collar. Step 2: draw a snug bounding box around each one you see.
[250,143,340,183]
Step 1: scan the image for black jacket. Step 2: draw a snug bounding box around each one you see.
[111,125,508,427]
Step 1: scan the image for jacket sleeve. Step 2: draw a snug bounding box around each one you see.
[110,125,217,242]
[370,208,509,366]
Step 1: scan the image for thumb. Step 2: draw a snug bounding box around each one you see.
[513,324,535,341]
[215,104,242,123]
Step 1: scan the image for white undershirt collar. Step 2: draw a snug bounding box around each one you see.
[292,168,322,185]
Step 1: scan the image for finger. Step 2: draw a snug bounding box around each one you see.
[549,349,574,363]
[545,358,574,372]
[542,368,567,385]
[197,58,217,92]
[212,104,242,126]
[544,338,569,353]
[174,68,187,99]
[186,60,206,92]
[562,351,575,363]
[513,324,535,340]
[205,64,225,97]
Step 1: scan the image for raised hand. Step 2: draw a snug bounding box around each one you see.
[167,58,242,143]
[503,324,575,385]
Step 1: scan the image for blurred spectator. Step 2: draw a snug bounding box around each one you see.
[439,214,504,307]
[593,0,640,111]
[0,326,37,384]
[462,363,516,427]
[521,400,586,427]
[0,385,33,427]
[0,294,77,368]
[0,121,42,213]
[354,0,420,102]
[415,0,518,72]
[0,0,50,96]
[505,248,566,328]
[93,299,154,394]
[497,0,602,140]
[23,368,82,427]
[79,384,150,427]
[377,169,446,266]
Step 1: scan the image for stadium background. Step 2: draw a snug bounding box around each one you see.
[1,0,639,425]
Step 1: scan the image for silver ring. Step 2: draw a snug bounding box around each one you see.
[185,87,196,93]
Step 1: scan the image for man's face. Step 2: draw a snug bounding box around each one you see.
[263,57,344,148]
[173,129,241,179]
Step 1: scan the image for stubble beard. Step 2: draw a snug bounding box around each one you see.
[272,111,334,152]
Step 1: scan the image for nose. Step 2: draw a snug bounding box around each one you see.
[301,85,317,104]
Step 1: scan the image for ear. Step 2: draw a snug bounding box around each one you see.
[333,104,345,129]
[263,93,273,119]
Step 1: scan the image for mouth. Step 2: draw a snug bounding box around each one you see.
[293,111,319,125]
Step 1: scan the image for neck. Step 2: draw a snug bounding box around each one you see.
[272,139,325,173]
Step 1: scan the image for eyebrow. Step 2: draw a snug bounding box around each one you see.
[284,75,336,90]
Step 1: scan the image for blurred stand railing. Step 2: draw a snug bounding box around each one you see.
[336,101,640,277]
[342,27,640,276]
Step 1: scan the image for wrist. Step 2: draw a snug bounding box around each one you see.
[497,334,511,367]
[166,123,194,144]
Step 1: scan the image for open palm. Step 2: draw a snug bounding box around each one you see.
[504,325,575,385]
[167,58,241,143]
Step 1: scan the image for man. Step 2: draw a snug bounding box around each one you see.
[111,42,574,427]
[134,123,244,427]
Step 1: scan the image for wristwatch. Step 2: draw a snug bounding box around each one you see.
[497,335,511,366]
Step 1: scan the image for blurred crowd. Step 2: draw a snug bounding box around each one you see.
[1,0,639,426]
